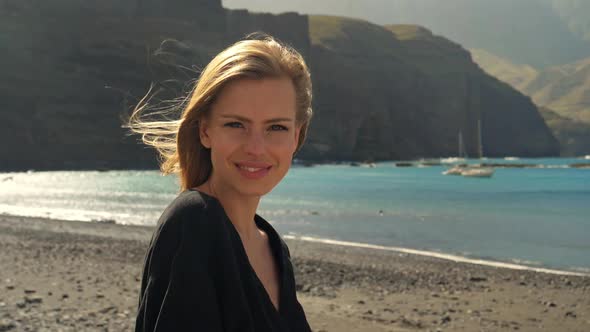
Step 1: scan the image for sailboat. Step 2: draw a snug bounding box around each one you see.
[441,131,467,165]
[443,121,494,178]
[442,131,468,175]
[461,120,494,178]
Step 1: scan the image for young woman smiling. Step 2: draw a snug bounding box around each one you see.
[129,35,313,332]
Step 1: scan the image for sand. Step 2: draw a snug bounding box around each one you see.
[1,214,589,331]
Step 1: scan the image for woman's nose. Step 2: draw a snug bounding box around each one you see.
[243,130,266,156]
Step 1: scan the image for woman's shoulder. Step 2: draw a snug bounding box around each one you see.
[146,190,222,276]
[156,189,221,230]
[150,190,223,252]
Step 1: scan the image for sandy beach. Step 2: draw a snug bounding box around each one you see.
[0,214,589,332]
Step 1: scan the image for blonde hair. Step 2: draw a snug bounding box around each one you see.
[127,34,313,191]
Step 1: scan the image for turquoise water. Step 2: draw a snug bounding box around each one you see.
[1,157,589,272]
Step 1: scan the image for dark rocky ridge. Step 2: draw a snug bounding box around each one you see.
[0,1,558,171]
[304,19,558,160]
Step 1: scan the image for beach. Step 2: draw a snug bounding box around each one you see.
[1,215,589,332]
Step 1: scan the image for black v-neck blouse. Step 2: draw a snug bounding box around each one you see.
[135,189,312,332]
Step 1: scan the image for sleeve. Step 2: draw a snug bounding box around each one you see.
[135,208,224,332]
[279,238,313,332]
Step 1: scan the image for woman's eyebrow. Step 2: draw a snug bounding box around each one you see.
[219,114,294,124]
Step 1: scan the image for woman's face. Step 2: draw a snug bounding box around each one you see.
[199,77,301,198]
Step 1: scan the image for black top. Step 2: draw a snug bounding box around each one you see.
[135,189,312,332]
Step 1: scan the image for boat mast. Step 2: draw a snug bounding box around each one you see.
[458,131,466,158]
[477,119,483,159]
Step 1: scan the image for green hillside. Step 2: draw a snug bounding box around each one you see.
[471,49,590,155]
[473,50,590,125]
[470,49,539,91]
[524,58,590,124]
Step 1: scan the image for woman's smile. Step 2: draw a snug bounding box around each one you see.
[234,161,273,180]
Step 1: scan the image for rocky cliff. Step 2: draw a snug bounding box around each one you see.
[0,1,559,171]
[304,19,558,160]
[0,0,308,170]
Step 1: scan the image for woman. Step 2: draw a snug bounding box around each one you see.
[129,34,313,332]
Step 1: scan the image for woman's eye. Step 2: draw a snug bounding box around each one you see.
[269,124,288,131]
[224,122,243,129]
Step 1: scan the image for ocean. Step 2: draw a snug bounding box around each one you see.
[1,157,589,273]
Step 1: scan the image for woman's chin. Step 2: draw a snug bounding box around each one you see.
[236,185,274,198]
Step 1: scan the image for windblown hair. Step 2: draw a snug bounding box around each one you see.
[127,34,313,191]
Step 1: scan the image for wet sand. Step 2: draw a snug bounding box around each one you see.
[1,215,589,331]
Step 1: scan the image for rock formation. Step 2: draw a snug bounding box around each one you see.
[0,0,559,170]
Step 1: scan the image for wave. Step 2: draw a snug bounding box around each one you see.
[0,186,175,200]
[0,206,157,226]
[283,235,590,277]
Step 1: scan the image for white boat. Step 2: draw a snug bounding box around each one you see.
[443,120,495,178]
[461,167,494,178]
[442,165,464,175]
[465,120,495,178]
[442,131,468,173]
[441,157,465,164]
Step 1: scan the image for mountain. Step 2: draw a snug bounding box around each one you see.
[472,50,590,155]
[304,17,557,160]
[523,57,590,124]
[0,0,310,170]
[538,107,590,156]
[473,51,590,125]
[0,1,559,171]
[469,49,539,92]
[223,0,590,68]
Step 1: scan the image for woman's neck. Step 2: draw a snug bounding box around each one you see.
[195,180,262,243]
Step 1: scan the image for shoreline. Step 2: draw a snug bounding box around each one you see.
[285,235,590,277]
[1,214,589,331]
[2,211,588,277]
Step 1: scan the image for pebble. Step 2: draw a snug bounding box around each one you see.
[400,316,423,328]
[0,319,16,332]
[24,296,42,305]
[469,276,487,282]
[99,306,117,314]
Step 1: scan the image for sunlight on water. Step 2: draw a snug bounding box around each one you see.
[1,157,589,271]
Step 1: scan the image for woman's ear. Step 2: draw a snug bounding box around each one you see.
[293,124,302,149]
[199,120,211,149]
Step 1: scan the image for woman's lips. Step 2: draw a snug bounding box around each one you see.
[234,162,272,180]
